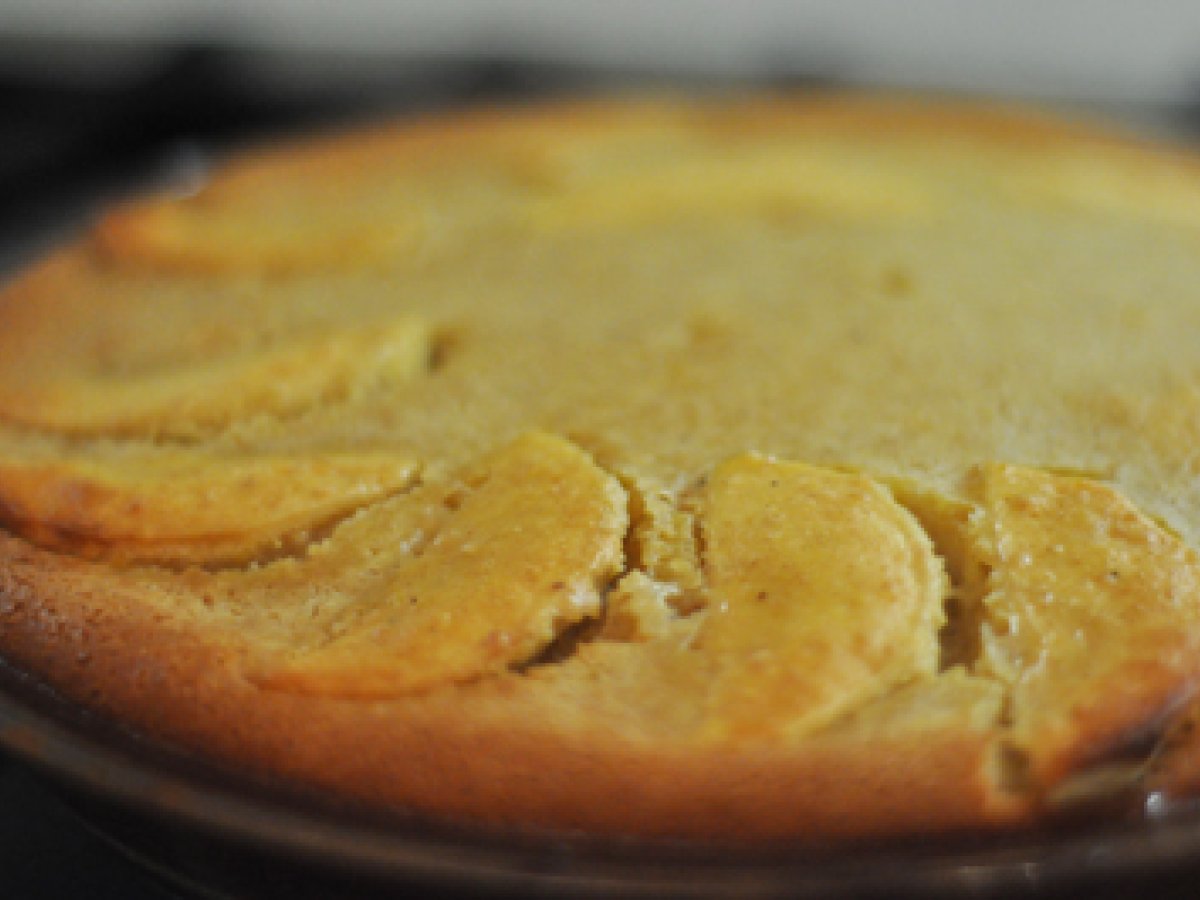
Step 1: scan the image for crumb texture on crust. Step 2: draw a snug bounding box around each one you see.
[4,94,1200,839]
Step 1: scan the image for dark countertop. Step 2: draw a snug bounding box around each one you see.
[8,746,1200,900]
[0,755,174,899]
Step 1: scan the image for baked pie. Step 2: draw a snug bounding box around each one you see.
[3,95,1200,839]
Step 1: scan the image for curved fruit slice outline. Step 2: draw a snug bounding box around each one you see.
[95,188,426,273]
[255,451,948,724]
[256,431,628,697]
[91,127,435,273]
[0,316,432,440]
[0,446,420,566]
[966,463,1200,788]
[688,456,947,739]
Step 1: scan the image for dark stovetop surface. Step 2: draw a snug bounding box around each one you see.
[10,748,1200,900]
[0,758,173,900]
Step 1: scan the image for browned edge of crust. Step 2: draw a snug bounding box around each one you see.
[0,533,1027,842]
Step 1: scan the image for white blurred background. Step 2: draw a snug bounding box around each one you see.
[0,0,1198,103]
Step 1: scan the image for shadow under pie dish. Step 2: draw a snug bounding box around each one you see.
[4,93,1200,852]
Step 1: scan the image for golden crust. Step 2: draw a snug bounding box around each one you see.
[3,92,1200,841]
[968,464,1200,786]
[0,533,1022,839]
[0,450,418,565]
